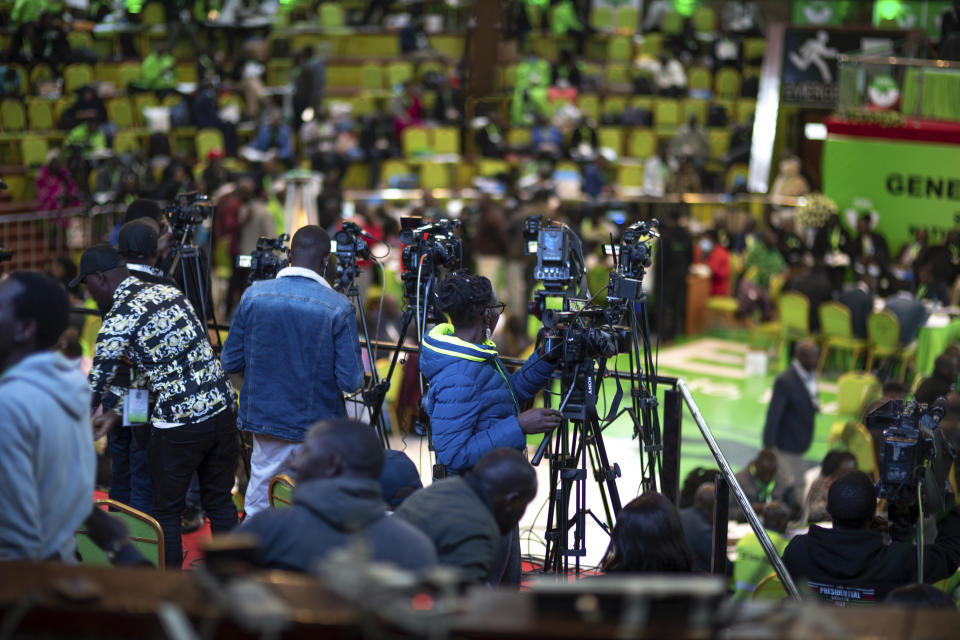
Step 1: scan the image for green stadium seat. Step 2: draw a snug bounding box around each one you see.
[653,98,680,133]
[27,99,53,131]
[113,130,140,154]
[617,163,644,188]
[77,499,165,568]
[736,99,757,124]
[63,64,94,94]
[598,126,623,155]
[590,6,613,30]
[682,98,709,126]
[196,128,225,159]
[661,11,684,35]
[607,36,632,63]
[29,63,55,92]
[386,61,413,88]
[604,64,631,86]
[117,62,142,90]
[319,3,346,30]
[744,38,766,63]
[362,63,384,91]
[627,128,657,158]
[142,3,166,26]
[478,158,510,176]
[639,32,663,56]
[715,68,741,99]
[616,7,639,31]
[266,59,293,87]
[67,31,94,51]
[687,67,712,94]
[692,7,718,37]
[578,93,600,122]
[602,96,627,118]
[630,96,654,112]
[2,99,26,132]
[708,128,731,160]
[431,127,460,155]
[22,136,48,168]
[268,475,295,508]
[382,159,412,186]
[107,98,135,129]
[420,162,451,190]
[506,127,531,148]
[402,127,430,157]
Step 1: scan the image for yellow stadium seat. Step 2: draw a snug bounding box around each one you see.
[431,127,460,155]
[627,128,657,158]
[402,127,430,157]
[28,100,54,131]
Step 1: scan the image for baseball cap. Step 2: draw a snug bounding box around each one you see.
[69,244,125,288]
[378,449,423,508]
[118,218,160,258]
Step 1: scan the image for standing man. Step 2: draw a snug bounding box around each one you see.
[763,340,820,498]
[100,218,177,516]
[221,225,363,517]
[77,244,238,569]
[0,272,95,561]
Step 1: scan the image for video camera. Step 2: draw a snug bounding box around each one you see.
[0,248,11,263]
[164,192,213,244]
[332,222,373,293]
[236,234,290,284]
[398,218,462,318]
[523,216,585,295]
[606,219,658,307]
[867,398,956,526]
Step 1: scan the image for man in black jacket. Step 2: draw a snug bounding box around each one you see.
[763,341,819,498]
[238,419,437,573]
[783,471,960,604]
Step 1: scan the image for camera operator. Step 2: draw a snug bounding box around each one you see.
[782,470,960,603]
[420,271,561,584]
[78,244,238,569]
[221,225,364,517]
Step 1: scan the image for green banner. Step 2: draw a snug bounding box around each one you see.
[822,136,959,247]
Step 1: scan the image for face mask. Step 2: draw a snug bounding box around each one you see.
[699,239,714,254]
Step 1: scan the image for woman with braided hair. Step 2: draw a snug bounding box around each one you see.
[418,270,560,583]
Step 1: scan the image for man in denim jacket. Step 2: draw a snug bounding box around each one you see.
[222,225,363,516]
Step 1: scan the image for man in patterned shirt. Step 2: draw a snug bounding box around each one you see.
[73,244,238,569]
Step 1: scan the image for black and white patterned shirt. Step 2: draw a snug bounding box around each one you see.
[89,277,234,425]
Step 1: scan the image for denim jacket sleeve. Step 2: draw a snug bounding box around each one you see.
[220,297,246,374]
[334,305,364,394]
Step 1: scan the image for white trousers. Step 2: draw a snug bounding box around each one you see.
[244,433,301,518]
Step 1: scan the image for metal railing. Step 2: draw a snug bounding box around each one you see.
[0,203,126,270]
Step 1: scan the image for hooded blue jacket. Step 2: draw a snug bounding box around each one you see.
[419,324,555,472]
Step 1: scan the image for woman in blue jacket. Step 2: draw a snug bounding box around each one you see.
[420,271,561,474]
[420,270,560,585]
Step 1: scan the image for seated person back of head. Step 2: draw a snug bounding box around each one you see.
[601,492,694,574]
[395,448,537,583]
[238,419,437,573]
[782,470,960,604]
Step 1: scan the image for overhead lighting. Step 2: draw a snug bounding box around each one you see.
[804,123,827,140]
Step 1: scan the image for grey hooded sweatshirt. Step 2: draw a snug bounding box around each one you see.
[0,352,95,561]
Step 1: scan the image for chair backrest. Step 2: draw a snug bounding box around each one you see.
[617,163,644,188]
[628,128,657,158]
[2,99,25,132]
[607,36,631,63]
[654,98,680,128]
[420,161,450,190]
[687,67,712,92]
[836,371,881,417]
[77,498,165,568]
[598,126,623,154]
[142,2,165,25]
[715,67,742,99]
[692,6,718,34]
[615,7,639,31]
[752,572,788,600]
[867,310,901,349]
[604,64,630,85]
[319,3,345,29]
[590,6,613,30]
[114,131,140,154]
[707,127,730,160]
[661,11,684,34]
[64,64,94,95]
[820,302,854,340]
[268,474,296,508]
[779,292,810,335]
[362,63,383,91]
[682,98,709,126]
[27,100,53,131]
[602,95,627,116]
[22,136,48,168]
[107,97,134,129]
[196,127,225,159]
[386,61,413,89]
[402,127,430,157]
[431,127,459,155]
[578,93,600,121]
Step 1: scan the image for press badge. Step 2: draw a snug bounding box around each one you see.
[123,389,149,425]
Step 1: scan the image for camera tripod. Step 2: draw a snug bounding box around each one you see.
[335,263,392,449]
[539,354,624,576]
[363,262,444,469]
[167,234,222,348]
